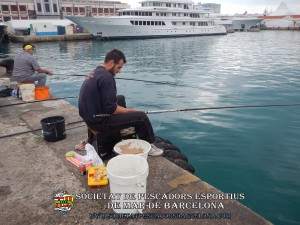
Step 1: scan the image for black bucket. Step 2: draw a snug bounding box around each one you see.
[41,116,66,142]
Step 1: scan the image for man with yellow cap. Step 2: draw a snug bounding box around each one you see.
[12,43,54,86]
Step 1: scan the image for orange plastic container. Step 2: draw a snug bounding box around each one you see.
[35,86,50,100]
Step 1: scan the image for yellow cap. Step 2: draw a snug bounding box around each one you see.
[24,45,34,51]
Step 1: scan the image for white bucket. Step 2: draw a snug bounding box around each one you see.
[106,155,149,214]
[113,139,151,160]
[19,84,35,102]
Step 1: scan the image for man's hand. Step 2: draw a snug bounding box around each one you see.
[113,106,139,114]
[47,71,54,75]
[87,72,94,80]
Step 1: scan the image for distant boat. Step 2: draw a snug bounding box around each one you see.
[66,0,227,40]
[258,2,300,28]
[211,15,263,31]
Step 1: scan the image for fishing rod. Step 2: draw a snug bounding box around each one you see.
[0,120,85,139]
[54,74,200,89]
[0,96,79,108]
[145,103,300,114]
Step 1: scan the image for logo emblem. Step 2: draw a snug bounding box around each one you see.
[54,191,74,214]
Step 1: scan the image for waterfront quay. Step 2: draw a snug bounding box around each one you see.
[9,33,94,43]
[0,81,272,225]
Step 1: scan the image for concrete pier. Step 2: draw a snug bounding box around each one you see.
[0,88,273,225]
[9,33,94,43]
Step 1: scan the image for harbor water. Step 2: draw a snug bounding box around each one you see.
[1,31,300,225]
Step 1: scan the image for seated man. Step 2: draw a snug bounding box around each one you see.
[78,49,163,156]
[12,43,54,86]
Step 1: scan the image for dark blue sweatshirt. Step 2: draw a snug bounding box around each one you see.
[79,66,117,125]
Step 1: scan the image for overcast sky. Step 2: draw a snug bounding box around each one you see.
[120,0,300,15]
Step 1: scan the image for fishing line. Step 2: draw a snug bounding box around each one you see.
[0,96,79,108]
[0,120,85,139]
[53,74,200,89]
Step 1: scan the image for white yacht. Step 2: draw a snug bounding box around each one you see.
[66,0,227,39]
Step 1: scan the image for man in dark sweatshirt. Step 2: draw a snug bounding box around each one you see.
[79,49,163,156]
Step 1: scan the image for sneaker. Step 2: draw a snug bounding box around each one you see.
[149,144,164,156]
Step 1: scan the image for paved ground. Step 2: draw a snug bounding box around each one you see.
[0,94,273,225]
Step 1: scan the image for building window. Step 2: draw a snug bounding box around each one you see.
[79,7,85,13]
[53,4,57,12]
[37,3,42,12]
[45,4,50,12]
[2,5,9,11]
[172,22,176,25]
[74,7,78,13]
[66,7,71,12]
[10,5,18,11]
[98,8,103,14]
[104,8,108,13]
[92,8,97,14]
[109,8,114,14]
[19,5,26,11]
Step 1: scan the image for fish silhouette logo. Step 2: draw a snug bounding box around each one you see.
[53,191,74,214]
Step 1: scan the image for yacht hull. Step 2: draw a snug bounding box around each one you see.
[67,16,227,39]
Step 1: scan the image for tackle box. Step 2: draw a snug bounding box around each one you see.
[88,166,108,187]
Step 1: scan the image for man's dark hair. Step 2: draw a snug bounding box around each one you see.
[104,49,126,64]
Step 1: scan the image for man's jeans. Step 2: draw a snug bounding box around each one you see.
[18,73,47,86]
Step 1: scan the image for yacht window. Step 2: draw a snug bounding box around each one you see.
[143,21,146,25]
[139,12,141,16]
[147,21,150,25]
[145,12,148,16]
[139,21,142,25]
[155,21,158,25]
[162,21,166,25]
[149,12,152,16]
[142,3,145,7]
[151,21,154,25]
[135,12,138,16]
[183,22,185,25]
[173,4,176,7]
[172,13,176,16]
[166,3,171,7]
[172,22,176,25]
[158,21,161,26]
[130,21,134,25]
[156,13,159,16]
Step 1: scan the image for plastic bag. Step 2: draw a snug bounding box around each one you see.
[85,143,104,166]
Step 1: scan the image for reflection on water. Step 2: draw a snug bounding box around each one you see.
[2,31,300,225]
